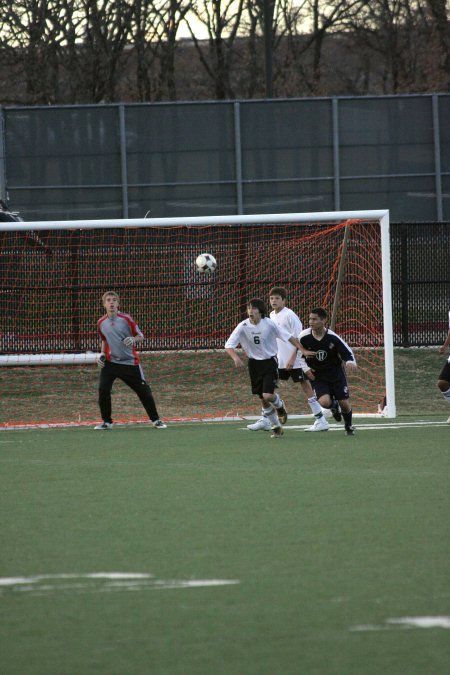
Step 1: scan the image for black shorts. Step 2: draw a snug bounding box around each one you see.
[248,357,279,396]
[438,357,450,382]
[312,369,350,401]
[278,368,307,383]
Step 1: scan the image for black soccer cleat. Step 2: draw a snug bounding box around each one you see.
[345,425,355,436]
[270,425,284,438]
[330,400,342,422]
[277,400,288,425]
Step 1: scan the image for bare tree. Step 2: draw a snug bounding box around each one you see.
[184,0,245,99]
[0,0,64,103]
[129,0,192,101]
[425,0,450,90]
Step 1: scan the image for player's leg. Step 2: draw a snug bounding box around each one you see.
[437,359,450,422]
[304,380,331,432]
[95,363,116,429]
[119,364,167,428]
[334,374,354,435]
[247,393,272,431]
[300,375,329,430]
[250,358,283,437]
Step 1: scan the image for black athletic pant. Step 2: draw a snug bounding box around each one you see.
[98,361,159,423]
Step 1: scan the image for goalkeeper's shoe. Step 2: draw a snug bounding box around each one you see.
[153,420,167,429]
[330,400,342,422]
[304,417,329,432]
[276,400,288,425]
[345,425,356,436]
[94,422,113,430]
[247,417,271,431]
[270,424,284,438]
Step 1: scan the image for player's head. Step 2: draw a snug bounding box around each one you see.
[310,307,328,320]
[247,298,268,318]
[269,286,287,311]
[102,291,120,309]
[269,286,287,299]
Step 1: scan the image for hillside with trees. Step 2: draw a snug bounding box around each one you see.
[0,0,448,105]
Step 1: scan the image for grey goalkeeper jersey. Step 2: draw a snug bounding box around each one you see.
[98,312,143,365]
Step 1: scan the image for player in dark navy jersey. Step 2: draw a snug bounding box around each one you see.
[299,307,357,435]
[437,307,450,423]
[94,291,166,430]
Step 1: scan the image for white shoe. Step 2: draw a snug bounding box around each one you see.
[304,417,329,432]
[247,417,271,431]
[153,420,167,429]
[94,422,113,430]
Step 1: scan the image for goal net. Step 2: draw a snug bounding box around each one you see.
[0,210,394,428]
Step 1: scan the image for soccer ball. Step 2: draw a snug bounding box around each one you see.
[195,252,217,273]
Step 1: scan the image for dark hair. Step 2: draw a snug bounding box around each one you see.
[247,298,268,318]
[310,307,328,320]
[269,286,287,299]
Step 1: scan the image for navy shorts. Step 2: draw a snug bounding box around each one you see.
[311,369,350,401]
[248,357,279,396]
[438,357,450,382]
[278,368,307,383]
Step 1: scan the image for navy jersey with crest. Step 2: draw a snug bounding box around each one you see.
[299,328,356,381]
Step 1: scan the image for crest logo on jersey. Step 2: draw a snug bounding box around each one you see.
[316,350,327,361]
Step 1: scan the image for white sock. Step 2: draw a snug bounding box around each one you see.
[307,396,323,418]
[443,387,450,404]
[263,405,279,426]
[272,393,282,408]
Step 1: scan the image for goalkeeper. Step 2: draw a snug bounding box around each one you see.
[94,291,167,430]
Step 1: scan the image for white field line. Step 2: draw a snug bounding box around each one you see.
[0,573,240,596]
[243,420,449,431]
[1,418,449,432]
[350,616,450,631]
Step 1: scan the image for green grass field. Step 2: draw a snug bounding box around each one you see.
[0,419,449,675]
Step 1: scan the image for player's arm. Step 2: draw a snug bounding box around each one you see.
[288,335,316,358]
[225,347,245,368]
[439,329,450,354]
[225,326,245,368]
[335,334,357,368]
[123,334,144,347]
[97,339,107,367]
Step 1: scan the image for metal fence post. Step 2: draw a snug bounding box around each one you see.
[234,101,243,215]
[119,104,129,218]
[332,97,341,212]
[0,108,7,203]
[432,94,443,222]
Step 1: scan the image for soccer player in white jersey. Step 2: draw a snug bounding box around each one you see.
[437,306,450,423]
[94,291,166,430]
[225,298,316,438]
[299,307,357,435]
[247,287,329,432]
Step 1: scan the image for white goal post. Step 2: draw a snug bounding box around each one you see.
[0,209,395,417]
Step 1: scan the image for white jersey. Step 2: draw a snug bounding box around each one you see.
[270,306,302,369]
[225,316,293,360]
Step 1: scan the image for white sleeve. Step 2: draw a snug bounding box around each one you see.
[225,324,242,349]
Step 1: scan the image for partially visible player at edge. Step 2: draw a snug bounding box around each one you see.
[247,287,329,432]
[437,305,450,423]
[94,291,167,430]
[225,298,316,438]
[299,307,357,435]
